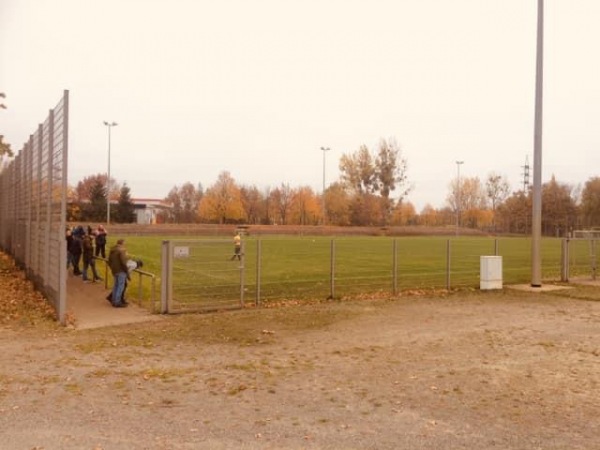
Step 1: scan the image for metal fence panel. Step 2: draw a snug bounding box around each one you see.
[161,239,244,313]
[0,91,68,323]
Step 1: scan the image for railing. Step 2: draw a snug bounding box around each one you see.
[95,257,158,311]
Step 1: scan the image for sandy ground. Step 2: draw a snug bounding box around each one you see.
[1,283,599,450]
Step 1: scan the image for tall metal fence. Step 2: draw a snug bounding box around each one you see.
[0,91,69,324]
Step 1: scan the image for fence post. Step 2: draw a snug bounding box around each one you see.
[329,239,335,299]
[560,238,569,282]
[160,240,171,314]
[256,238,262,307]
[393,239,398,295]
[240,241,245,307]
[494,238,499,256]
[446,239,451,290]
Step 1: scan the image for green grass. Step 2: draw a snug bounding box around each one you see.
[96,234,595,312]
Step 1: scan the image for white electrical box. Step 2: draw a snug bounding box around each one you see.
[480,256,503,290]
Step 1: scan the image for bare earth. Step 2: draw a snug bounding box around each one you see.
[1,269,599,449]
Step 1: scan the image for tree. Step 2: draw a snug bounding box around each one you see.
[324,182,351,226]
[374,138,411,201]
[0,94,12,160]
[82,179,107,222]
[447,176,486,228]
[198,171,244,224]
[349,193,385,226]
[240,185,264,225]
[418,204,439,226]
[269,183,293,225]
[496,191,531,234]
[485,172,511,229]
[114,183,136,223]
[339,138,411,225]
[339,145,376,194]
[0,135,12,158]
[580,177,600,227]
[541,175,577,236]
[290,186,320,225]
[180,182,201,223]
[390,201,417,226]
[76,174,120,202]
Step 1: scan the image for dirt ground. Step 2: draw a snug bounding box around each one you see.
[1,255,599,449]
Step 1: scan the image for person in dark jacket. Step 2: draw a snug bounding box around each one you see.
[81,230,102,283]
[107,239,129,307]
[69,225,84,275]
[95,225,108,258]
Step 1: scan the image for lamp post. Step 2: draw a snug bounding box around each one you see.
[103,121,118,224]
[531,0,544,287]
[455,161,464,236]
[320,146,331,224]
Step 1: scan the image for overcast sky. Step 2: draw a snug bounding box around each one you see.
[1,0,599,210]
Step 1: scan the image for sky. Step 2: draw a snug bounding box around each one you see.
[1,0,599,211]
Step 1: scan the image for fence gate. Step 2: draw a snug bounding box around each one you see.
[160,239,245,313]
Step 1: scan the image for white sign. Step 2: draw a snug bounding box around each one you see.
[173,246,190,258]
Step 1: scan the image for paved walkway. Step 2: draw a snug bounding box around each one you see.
[67,272,162,330]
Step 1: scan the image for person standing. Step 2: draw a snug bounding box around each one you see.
[108,238,129,308]
[230,232,242,261]
[66,227,74,270]
[81,229,102,283]
[95,225,108,258]
[70,225,84,275]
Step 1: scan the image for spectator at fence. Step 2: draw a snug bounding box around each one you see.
[230,232,242,261]
[70,225,85,276]
[81,229,102,283]
[66,227,74,270]
[106,258,143,305]
[95,225,108,258]
[108,238,129,308]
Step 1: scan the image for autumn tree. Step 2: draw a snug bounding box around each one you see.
[390,201,417,226]
[418,204,439,226]
[0,94,12,160]
[339,145,376,194]
[269,183,293,225]
[339,138,411,225]
[324,182,351,226]
[290,186,320,225]
[580,177,600,227]
[541,175,577,236]
[447,176,486,228]
[485,172,511,230]
[496,191,531,234]
[240,185,265,225]
[198,171,244,224]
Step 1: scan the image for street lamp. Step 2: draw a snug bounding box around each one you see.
[320,146,331,224]
[455,161,464,236]
[103,121,118,224]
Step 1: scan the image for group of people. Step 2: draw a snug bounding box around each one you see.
[66,225,142,308]
[66,224,107,282]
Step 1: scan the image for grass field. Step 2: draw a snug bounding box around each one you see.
[101,234,597,311]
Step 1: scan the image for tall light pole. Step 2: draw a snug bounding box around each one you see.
[455,161,464,236]
[320,147,331,225]
[103,121,118,224]
[531,0,544,287]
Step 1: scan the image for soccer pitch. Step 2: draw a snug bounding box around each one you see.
[111,234,586,310]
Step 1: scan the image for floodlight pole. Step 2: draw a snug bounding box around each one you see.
[320,146,331,225]
[104,121,118,224]
[455,161,464,236]
[531,0,544,287]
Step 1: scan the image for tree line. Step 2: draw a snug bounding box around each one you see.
[67,137,600,235]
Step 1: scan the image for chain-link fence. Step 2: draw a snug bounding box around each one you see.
[158,236,588,313]
[0,91,69,324]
